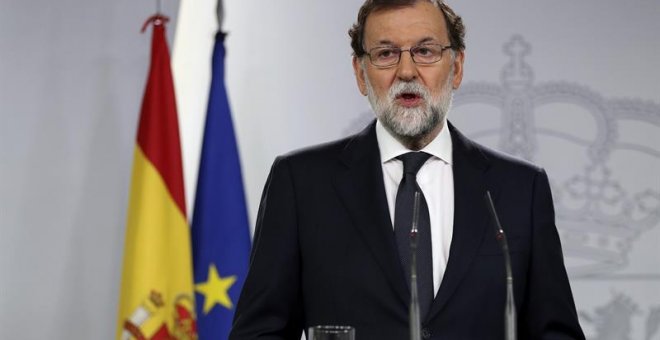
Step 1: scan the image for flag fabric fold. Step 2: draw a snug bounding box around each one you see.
[116,16,198,340]
[191,32,252,339]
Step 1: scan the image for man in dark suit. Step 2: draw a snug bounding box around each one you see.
[230,0,585,339]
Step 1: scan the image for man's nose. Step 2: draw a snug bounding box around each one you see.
[396,51,419,81]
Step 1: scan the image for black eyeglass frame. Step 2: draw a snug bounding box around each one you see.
[365,44,454,68]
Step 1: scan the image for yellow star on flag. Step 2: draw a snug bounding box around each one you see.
[195,263,237,314]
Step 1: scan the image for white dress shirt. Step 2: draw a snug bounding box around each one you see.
[375,119,454,296]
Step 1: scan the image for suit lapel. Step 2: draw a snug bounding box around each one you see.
[332,121,409,306]
[332,121,500,317]
[426,122,495,321]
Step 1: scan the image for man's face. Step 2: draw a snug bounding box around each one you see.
[352,1,464,141]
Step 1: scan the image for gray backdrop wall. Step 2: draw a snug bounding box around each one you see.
[1,1,658,339]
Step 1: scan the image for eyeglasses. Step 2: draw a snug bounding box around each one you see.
[365,44,453,68]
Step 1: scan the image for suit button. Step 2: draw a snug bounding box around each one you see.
[421,328,431,339]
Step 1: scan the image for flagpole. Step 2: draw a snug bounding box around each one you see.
[217,0,224,31]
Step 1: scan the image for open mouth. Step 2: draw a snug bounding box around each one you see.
[396,92,423,107]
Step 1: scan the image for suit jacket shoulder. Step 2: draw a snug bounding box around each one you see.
[449,121,544,176]
[277,121,377,169]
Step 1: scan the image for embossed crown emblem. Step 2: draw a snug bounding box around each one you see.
[453,35,660,278]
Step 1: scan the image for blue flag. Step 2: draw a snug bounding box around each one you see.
[191,32,251,339]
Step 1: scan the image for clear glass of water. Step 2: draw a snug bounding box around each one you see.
[308,325,355,340]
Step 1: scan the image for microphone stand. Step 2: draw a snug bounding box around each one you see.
[409,192,422,340]
[484,191,517,340]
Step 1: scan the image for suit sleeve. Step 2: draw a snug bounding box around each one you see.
[229,156,303,340]
[520,168,586,339]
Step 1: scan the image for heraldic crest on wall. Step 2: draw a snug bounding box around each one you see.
[453,35,660,278]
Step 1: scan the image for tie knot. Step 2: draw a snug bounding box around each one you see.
[397,152,432,176]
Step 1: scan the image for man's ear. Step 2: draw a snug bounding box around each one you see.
[451,50,465,90]
[352,56,368,96]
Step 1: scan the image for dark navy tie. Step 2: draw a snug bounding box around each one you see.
[394,152,434,319]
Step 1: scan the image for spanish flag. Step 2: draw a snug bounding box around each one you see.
[116,16,197,340]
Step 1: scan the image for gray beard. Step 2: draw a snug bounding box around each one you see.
[365,68,454,142]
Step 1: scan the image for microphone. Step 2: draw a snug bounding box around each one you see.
[409,192,422,340]
[484,191,517,340]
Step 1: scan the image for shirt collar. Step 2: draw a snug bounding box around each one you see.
[375,118,453,165]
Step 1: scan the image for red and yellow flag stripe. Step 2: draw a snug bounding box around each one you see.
[117,16,197,340]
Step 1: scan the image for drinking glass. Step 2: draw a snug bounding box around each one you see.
[308,325,355,340]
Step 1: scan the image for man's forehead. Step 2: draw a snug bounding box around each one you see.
[362,3,448,46]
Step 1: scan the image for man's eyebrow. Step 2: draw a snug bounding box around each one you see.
[417,37,438,45]
[371,37,439,48]
[373,39,395,47]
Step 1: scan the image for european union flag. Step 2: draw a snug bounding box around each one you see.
[191,32,251,339]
